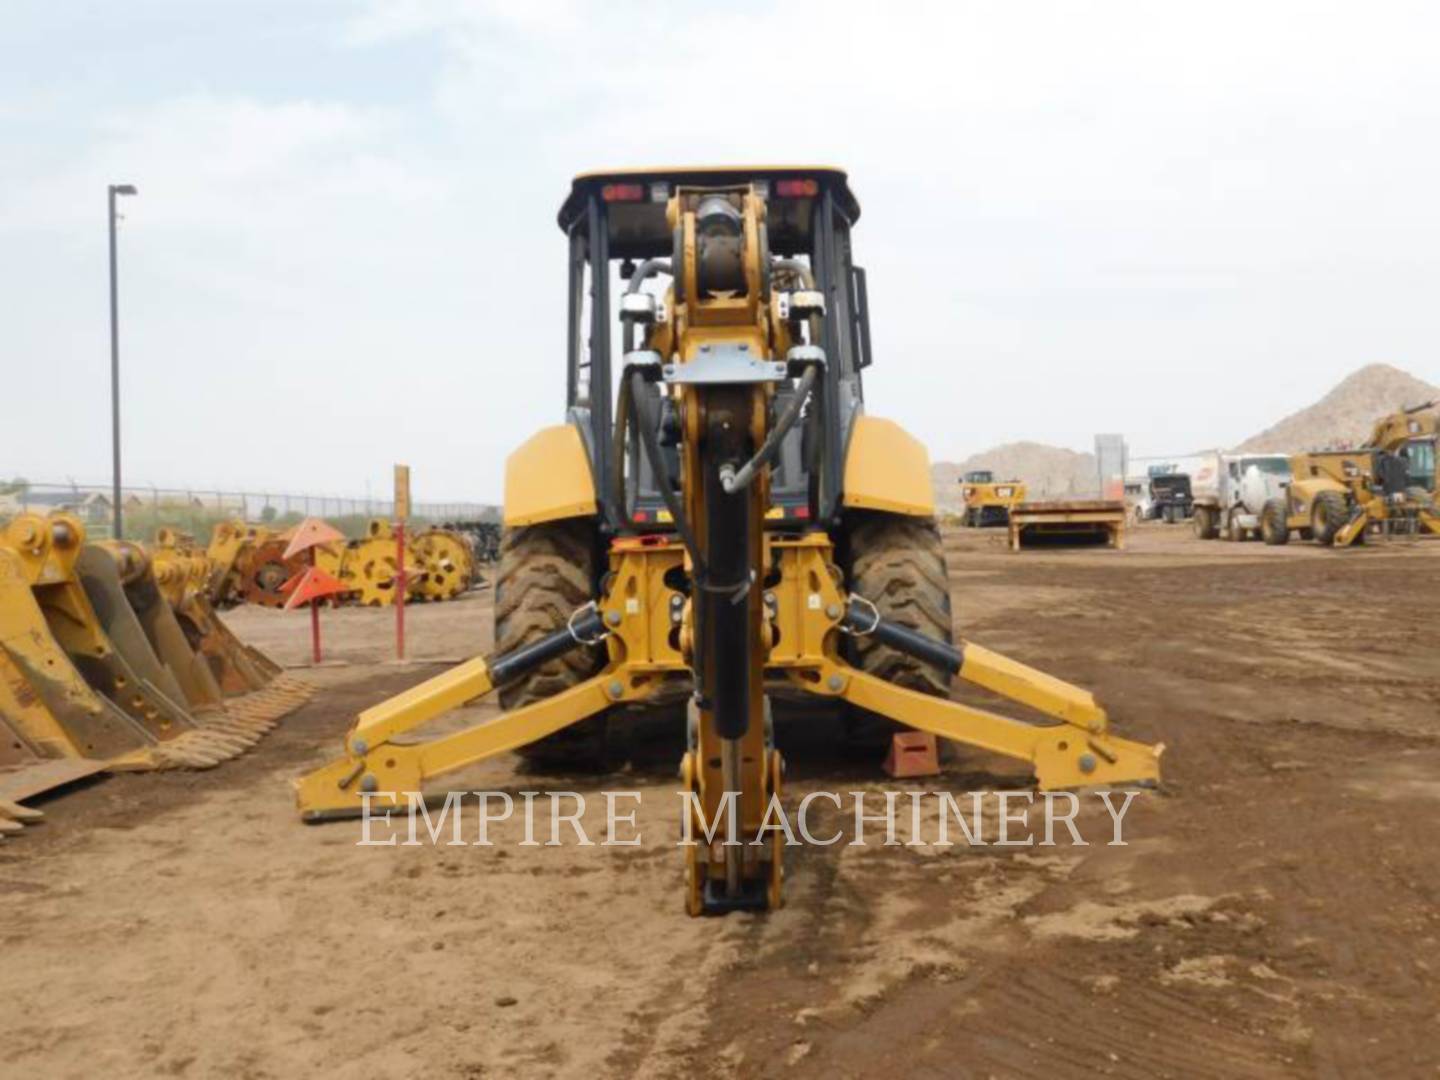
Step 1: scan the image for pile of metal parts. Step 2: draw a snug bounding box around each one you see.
[174,518,481,609]
[0,512,314,836]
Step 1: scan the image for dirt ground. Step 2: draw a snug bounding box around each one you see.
[5,524,1440,1079]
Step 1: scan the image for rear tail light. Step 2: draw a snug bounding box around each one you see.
[774,178,818,198]
[602,183,646,202]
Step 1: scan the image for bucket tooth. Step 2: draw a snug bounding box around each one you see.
[0,798,43,822]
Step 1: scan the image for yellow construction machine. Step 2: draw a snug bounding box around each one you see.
[297,167,1162,913]
[960,470,1027,527]
[0,514,312,833]
[1259,400,1440,546]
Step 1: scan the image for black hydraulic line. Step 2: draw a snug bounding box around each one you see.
[843,598,964,675]
[626,367,708,573]
[703,395,755,741]
[719,364,818,495]
[488,605,607,686]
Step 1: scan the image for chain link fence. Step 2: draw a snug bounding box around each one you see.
[0,481,498,542]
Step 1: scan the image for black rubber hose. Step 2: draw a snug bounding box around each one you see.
[719,364,818,495]
[628,368,705,572]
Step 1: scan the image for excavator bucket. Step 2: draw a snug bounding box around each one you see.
[0,705,107,837]
[100,542,228,711]
[0,533,166,767]
[200,519,253,606]
[0,514,316,834]
[149,540,314,723]
[78,543,281,750]
[7,515,250,766]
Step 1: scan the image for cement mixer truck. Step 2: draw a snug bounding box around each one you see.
[1190,452,1293,541]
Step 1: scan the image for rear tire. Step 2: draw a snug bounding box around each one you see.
[494,518,606,766]
[1193,506,1219,540]
[1311,491,1348,546]
[843,513,954,750]
[1260,499,1290,545]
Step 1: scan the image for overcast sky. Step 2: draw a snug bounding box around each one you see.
[3,1,1438,503]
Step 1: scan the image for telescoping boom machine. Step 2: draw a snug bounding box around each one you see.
[296,168,1162,914]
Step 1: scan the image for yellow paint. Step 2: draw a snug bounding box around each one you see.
[503,424,597,528]
[841,416,934,516]
[298,534,1161,823]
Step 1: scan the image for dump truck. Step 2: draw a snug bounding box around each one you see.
[959,470,1026,526]
[1134,467,1193,524]
[1190,452,1292,541]
[297,166,1162,914]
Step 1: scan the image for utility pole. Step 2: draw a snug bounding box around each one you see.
[108,183,137,538]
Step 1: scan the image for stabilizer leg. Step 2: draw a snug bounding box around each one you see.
[296,604,620,819]
[835,596,1163,788]
[295,668,623,819]
[839,670,1161,789]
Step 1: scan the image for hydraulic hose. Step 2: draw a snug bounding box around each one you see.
[621,367,705,571]
[625,258,672,295]
[719,363,819,495]
[770,258,815,288]
[623,259,672,354]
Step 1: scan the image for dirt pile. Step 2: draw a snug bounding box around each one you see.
[932,441,1098,507]
[1236,363,1438,452]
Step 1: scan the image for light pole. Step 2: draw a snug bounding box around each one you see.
[108,183,137,539]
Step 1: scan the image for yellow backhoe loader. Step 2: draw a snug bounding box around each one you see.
[296,167,1162,913]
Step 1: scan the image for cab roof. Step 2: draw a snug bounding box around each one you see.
[558,165,860,231]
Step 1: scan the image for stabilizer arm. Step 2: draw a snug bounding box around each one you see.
[1335,509,1371,546]
[295,604,625,819]
[829,597,1162,789]
[839,669,1161,789]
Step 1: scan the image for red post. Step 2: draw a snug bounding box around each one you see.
[395,520,406,661]
[309,547,322,664]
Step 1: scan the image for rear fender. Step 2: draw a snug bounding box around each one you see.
[504,424,598,528]
[841,416,934,517]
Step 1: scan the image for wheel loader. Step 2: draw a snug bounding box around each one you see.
[295,167,1162,914]
[1258,400,1440,547]
[959,470,1026,527]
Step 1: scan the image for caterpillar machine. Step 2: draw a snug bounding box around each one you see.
[1261,400,1440,546]
[959,470,1027,527]
[296,167,1162,913]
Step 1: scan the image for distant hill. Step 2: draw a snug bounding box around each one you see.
[1236,363,1439,452]
[932,441,1098,509]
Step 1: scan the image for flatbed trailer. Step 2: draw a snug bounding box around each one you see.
[1009,500,1126,551]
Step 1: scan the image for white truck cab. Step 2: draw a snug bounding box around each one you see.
[1191,452,1292,540]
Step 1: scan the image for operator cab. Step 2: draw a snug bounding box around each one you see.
[557,167,872,534]
[963,470,995,484]
[1400,437,1436,492]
